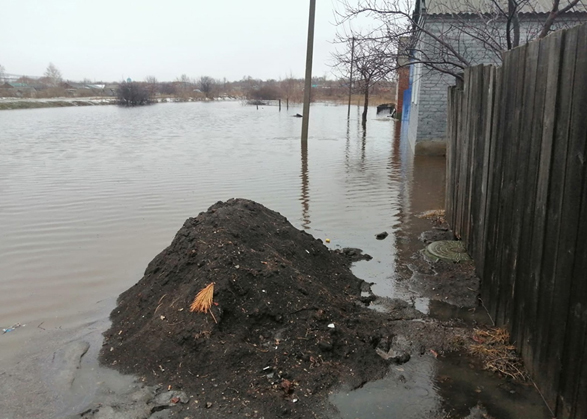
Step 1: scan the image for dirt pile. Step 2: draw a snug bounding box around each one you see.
[100,199,398,418]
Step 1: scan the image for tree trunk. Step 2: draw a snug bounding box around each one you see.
[362,85,369,127]
[513,12,520,47]
[506,0,518,49]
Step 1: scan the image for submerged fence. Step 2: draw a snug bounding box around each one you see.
[446,23,587,419]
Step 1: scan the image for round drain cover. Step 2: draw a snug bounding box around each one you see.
[425,240,471,262]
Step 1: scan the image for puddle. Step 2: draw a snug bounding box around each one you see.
[330,356,442,418]
[330,351,551,419]
[435,352,552,418]
[428,300,491,325]
[0,319,142,419]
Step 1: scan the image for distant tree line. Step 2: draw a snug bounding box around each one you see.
[1,62,397,106]
[145,74,394,105]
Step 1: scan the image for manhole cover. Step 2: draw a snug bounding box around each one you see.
[424,240,471,262]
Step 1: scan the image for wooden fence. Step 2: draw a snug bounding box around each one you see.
[446,23,587,419]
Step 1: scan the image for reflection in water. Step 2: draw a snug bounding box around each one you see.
[361,124,367,164]
[300,140,310,229]
[330,356,441,418]
[388,120,406,281]
[331,118,549,419]
[340,116,406,298]
[345,118,351,167]
[436,352,552,418]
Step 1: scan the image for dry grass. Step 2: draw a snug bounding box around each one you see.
[190,283,215,314]
[468,327,528,381]
[417,209,446,219]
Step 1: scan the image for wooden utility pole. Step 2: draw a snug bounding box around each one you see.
[301,0,316,143]
[347,37,355,119]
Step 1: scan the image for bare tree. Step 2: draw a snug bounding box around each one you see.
[540,0,582,37]
[175,74,193,98]
[280,73,299,109]
[145,75,159,97]
[247,84,281,101]
[337,0,585,79]
[333,35,394,125]
[177,74,191,84]
[0,64,5,82]
[117,81,153,106]
[197,76,216,99]
[44,62,63,86]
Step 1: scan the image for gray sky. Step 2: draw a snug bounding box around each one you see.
[0,0,344,82]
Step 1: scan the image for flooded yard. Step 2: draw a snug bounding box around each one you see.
[0,102,549,418]
[0,102,413,353]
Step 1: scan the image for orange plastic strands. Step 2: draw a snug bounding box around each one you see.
[189,283,215,313]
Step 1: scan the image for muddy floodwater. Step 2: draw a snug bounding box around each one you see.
[0,102,549,418]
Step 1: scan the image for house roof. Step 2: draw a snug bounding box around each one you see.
[423,0,587,15]
[68,82,91,89]
[5,82,29,88]
[1,82,36,89]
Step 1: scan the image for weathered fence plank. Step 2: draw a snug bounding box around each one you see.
[523,31,565,392]
[446,86,460,229]
[555,23,587,419]
[495,43,527,327]
[445,23,587,418]
[535,25,579,407]
[577,345,587,419]
[468,66,488,266]
[482,62,507,322]
[518,36,549,369]
[475,66,496,276]
[456,70,472,242]
[478,66,502,312]
[511,38,541,359]
[527,29,565,398]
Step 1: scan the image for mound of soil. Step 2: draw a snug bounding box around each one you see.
[100,199,397,418]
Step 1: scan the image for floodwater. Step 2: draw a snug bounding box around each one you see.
[0,101,417,356]
[0,102,549,418]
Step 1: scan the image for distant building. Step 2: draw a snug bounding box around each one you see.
[0,82,37,97]
[61,81,89,94]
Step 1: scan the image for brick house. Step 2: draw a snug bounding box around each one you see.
[403,0,587,155]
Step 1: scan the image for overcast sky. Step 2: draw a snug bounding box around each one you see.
[0,0,350,83]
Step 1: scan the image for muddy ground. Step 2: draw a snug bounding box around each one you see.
[86,199,481,419]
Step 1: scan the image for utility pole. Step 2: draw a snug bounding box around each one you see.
[347,37,355,119]
[301,0,316,143]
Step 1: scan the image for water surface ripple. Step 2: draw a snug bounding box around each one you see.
[0,102,420,351]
